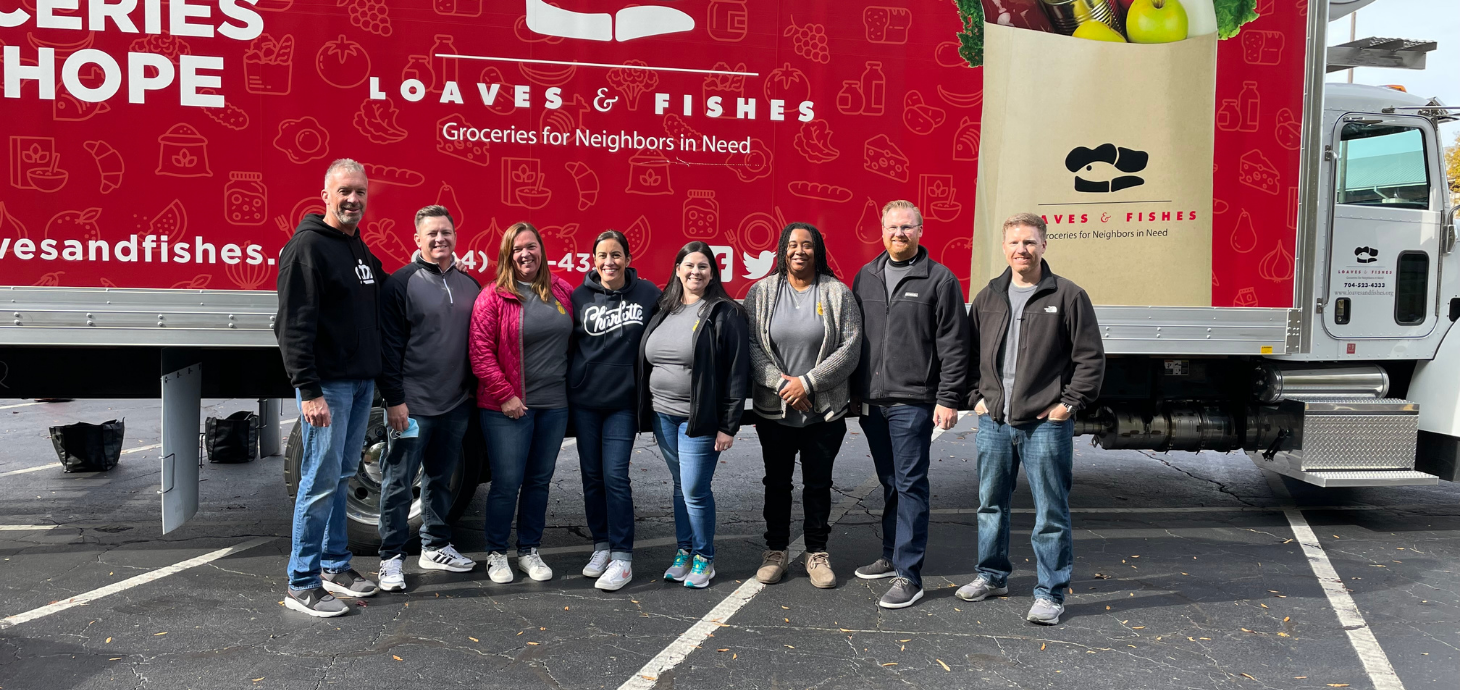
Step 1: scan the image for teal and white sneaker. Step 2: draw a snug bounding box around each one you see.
[663,549,692,581]
[683,555,715,589]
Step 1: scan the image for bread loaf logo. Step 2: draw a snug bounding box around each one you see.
[1065,144,1148,193]
[524,0,694,42]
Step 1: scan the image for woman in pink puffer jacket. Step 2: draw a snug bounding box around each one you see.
[469,222,575,586]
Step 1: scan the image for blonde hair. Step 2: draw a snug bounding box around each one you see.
[1002,212,1047,242]
[495,222,552,302]
[880,200,923,226]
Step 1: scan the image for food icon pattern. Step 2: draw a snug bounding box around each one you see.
[793,119,839,164]
[87,140,126,193]
[918,175,961,221]
[316,35,372,89]
[863,7,912,44]
[683,191,720,240]
[10,136,65,192]
[502,158,550,208]
[156,124,212,178]
[354,99,409,144]
[0,0,1302,301]
[151,200,188,244]
[274,117,330,164]
[244,34,295,95]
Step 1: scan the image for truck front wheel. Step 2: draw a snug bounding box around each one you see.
[284,407,486,554]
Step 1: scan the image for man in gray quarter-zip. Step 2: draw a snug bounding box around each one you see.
[375,205,483,592]
[849,200,971,611]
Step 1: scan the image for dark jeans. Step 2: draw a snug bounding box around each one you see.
[378,400,471,560]
[573,406,637,560]
[975,414,1075,605]
[480,407,569,554]
[756,418,847,552]
[288,380,373,590]
[862,403,934,587]
[652,413,720,561]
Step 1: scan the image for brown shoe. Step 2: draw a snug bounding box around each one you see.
[805,551,836,589]
[756,550,788,584]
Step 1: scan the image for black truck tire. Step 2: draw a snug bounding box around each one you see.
[284,406,487,554]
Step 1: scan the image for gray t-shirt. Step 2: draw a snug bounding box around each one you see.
[646,304,700,417]
[1001,283,1039,419]
[884,256,917,301]
[518,282,572,409]
[769,282,824,427]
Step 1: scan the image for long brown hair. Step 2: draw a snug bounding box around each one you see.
[495,222,552,302]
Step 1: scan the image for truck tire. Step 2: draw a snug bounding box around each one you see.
[284,407,485,554]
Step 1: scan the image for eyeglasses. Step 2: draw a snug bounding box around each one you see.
[883,224,922,233]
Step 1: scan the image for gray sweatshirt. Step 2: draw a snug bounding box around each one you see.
[378,255,482,416]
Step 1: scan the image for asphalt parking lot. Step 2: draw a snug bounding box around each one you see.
[1,398,1456,689]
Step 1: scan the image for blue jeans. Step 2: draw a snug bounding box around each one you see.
[480,407,569,554]
[653,413,720,561]
[974,414,1074,604]
[573,407,637,561]
[289,380,373,590]
[862,403,934,587]
[378,400,472,560]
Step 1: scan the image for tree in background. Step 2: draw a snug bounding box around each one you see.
[1447,131,1460,197]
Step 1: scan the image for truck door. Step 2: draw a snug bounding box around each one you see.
[1323,114,1445,340]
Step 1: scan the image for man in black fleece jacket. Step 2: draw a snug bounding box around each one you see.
[275,159,388,617]
[955,213,1104,627]
[850,200,971,610]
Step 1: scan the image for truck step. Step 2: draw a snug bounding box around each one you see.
[1269,468,1439,488]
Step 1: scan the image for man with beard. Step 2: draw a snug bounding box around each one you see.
[275,159,388,617]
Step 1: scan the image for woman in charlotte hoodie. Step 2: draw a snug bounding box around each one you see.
[567,230,661,591]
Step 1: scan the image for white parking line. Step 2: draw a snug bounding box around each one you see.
[619,412,970,689]
[0,525,59,531]
[0,536,273,630]
[1264,472,1405,690]
[0,402,43,410]
[0,442,165,477]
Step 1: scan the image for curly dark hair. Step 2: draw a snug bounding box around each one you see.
[774,222,835,280]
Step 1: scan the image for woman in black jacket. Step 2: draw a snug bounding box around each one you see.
[568,230,661,592]
[639,241,750,589]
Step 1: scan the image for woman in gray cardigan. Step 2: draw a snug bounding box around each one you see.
[744,222,861,589]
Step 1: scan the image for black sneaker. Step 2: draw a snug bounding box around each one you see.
[284,588,349,618]
[877,577,924,609]
[321,568,379,598]
[854,557,896,580]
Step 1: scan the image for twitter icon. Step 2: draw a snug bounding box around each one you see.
[743,250,776,280]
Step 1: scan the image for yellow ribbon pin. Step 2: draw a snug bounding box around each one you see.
[556,301,566,315]
[816,301,824,316]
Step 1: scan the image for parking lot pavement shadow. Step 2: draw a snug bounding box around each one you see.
[0,634,116,688]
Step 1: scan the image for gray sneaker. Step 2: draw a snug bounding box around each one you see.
[854,557,896,580]
[955,576,1008,602]
[1026,598,1065,625]
[284,587,349,618]
[878,577,924,609]
[321,568,379,598]
[683,555,715,589]
[663,549,692,581]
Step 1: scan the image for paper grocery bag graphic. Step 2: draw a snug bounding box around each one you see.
[973,24,1216,307]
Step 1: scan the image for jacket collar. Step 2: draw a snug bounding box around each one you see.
[411,251,456,276]
[872,246,930,279]
[989,259,1059,295]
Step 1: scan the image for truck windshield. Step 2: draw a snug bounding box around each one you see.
[1335,123,1431,210]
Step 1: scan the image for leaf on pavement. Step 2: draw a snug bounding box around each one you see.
[937,659,951,671]
[392,655,402,661]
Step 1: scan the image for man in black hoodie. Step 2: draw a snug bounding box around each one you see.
[275,158,388,617]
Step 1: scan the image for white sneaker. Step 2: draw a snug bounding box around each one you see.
[595,559,633,591]
[518,548,554,582]
[583,549,611,578]
[487,552,514,584]
[378,556,406,592]
[420,544,475,573]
